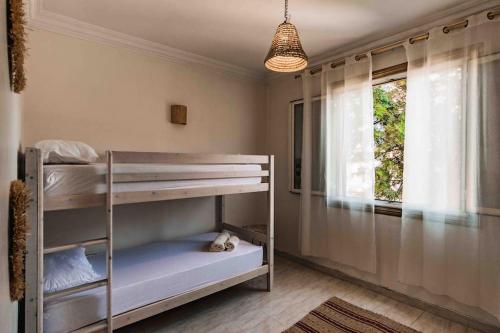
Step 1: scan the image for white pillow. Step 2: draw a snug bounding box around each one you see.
[34,140,99,164]
[44,247,101,293]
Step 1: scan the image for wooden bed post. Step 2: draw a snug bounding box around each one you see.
[267,155,274,292]
[215,195,225,231]
[106,151,114,333]
[24,148,43,333]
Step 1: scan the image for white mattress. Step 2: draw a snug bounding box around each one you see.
[43,232,263,333]
[43,163,262,197]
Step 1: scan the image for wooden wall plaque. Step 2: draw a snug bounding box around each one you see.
[171,105,187,125]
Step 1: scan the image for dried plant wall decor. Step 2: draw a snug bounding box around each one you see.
[7,0,27,93]
[9,180,30,301]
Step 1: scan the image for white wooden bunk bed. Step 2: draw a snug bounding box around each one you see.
[24,148,274,333]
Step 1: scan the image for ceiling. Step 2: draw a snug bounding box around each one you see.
[42,0,480,75]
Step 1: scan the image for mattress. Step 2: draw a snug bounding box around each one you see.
[43,232,263,333]
[43,163,262,197]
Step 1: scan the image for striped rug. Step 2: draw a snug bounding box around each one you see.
[283,297,420,333]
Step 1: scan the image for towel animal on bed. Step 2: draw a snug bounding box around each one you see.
[209,232,240,252]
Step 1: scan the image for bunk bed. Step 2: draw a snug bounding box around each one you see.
[24,148,274,333]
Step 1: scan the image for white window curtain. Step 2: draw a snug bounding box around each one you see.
[300,55,377,274]
[398,11,500,320]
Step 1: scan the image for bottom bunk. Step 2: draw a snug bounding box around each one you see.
[44,232,264,333]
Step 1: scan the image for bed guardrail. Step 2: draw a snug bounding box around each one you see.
[44,151,272,211]
[110,151,271,207]
[110,151,270,164]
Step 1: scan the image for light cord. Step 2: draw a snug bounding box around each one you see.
[284,0,289,21]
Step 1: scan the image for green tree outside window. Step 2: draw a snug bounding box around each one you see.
[373,79,406,202]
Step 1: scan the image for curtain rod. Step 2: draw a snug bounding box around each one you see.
[294,8,500,79]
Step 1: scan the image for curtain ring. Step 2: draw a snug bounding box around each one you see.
[409,33,429,45]
[487,12,494,20]
[443,19,468,34]
[354,54,367,61]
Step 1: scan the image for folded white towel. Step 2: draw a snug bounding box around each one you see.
[209,232,230,252]
[225,235,240,252]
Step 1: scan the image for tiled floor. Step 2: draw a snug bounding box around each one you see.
[117,256,484,333]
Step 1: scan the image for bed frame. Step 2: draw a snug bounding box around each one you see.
[23,148,274,333]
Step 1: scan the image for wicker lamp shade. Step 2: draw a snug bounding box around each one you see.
[265,21,308,72]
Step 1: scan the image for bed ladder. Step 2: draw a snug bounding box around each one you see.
[42,231,113,333]
[26,148,114,333]
[39,233,113,333]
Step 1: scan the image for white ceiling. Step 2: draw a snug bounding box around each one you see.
[42,0,480,75]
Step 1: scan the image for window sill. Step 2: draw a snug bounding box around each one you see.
[289,190,500,221]
[289,189,402,217]
[374,200,402,217]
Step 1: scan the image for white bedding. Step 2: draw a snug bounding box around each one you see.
[43,163,262,197]
[43,232,263,333]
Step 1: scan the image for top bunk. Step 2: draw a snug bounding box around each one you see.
[25,148,273,211]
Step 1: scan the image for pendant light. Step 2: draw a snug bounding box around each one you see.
[264,0,308,72]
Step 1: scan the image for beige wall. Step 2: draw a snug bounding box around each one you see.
[0,0,21,331]
[266,49,500,327]
[23,30,266,154]
[22,29,267,249]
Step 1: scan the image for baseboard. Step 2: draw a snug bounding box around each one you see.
[275,250,500,333]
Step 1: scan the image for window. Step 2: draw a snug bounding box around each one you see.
[289,74,407,208]
[373,78,407,202]
[289,97,324,193]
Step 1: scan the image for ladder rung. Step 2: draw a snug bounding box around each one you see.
[72,320,108,333]
[44,237,108,254]
[44,279,108,301]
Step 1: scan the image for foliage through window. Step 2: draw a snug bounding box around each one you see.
[373,79,406,202]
